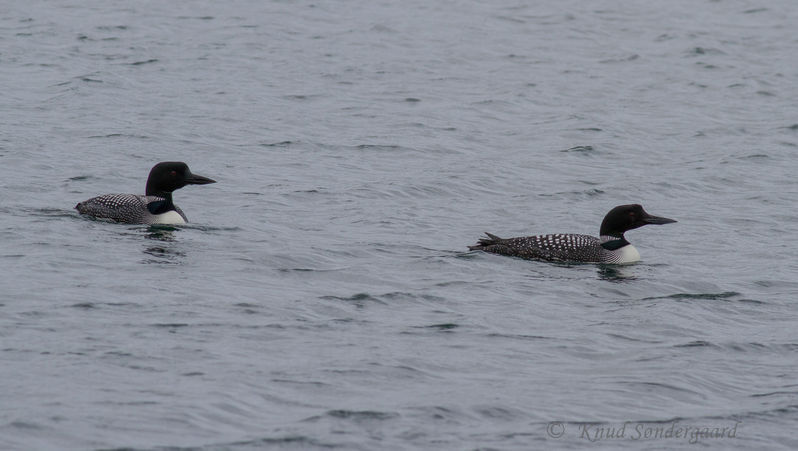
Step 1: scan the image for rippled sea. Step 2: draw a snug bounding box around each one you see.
[3,1,798,449]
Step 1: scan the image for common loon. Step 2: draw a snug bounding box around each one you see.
[75,161,216,224]
[469,204,676,264]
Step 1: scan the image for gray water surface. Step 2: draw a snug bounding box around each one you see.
[2,1,798,449]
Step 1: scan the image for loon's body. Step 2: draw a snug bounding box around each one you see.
[77,193,190,224]
[469,204,676,264]
[75,162,216,224]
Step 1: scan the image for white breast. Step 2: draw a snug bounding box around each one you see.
[615,244,641,264]
[150,210,186,224]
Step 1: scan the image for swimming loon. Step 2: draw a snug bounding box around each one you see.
[75,161,216,224]
[469,204,676,264]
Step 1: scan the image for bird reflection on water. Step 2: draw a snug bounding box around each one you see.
[142,226,185,264]
[597,264,636,282]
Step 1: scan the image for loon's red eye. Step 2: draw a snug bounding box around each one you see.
[171,170,177,176]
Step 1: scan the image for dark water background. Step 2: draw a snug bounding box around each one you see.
[2,1,798,449]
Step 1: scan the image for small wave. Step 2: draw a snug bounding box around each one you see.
[535,188,606,201]
[642,291,741,301]
[485,332,552,341]
[227,435,341,449]
[607,333,661,344]
[695,62,718,70]
[417,323,459,331]
[30,208,76,219]
[600,54,639,64]
[723,404,798,421]
[355,144,404,151]
[619,381,704,397]
[406,405,467,422]
[560,145,594,153]
[259,140,295,147]
[382,292,445,303]
[278,267,335,273]
[282,94,321,101]
[473,405,526,420]
[129,59,159,66]
[751,390,798,398]
[325,409,399,421]
[687,46,726,56]
[725,342,798,353]
[271,379,329,387]
[7,420,42,430]
[87,133,151,139]
[319,293,385,306]
[674,340,717,348]
[182,225,244,233]
[96,25,128,31]
[740,154,769,160]
[370,24,396,33]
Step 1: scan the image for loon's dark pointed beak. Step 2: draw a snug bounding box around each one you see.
[185,173,216,185]
[642,214,677,225]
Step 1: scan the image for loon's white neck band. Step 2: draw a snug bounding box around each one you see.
[150,210,186,224]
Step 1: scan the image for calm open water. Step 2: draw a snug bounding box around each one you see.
[2,1,798,449]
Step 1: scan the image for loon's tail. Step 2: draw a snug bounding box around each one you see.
[468,232,504,250]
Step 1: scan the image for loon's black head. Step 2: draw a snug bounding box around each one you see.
[145,162,216,197]
[599,204,676,238]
